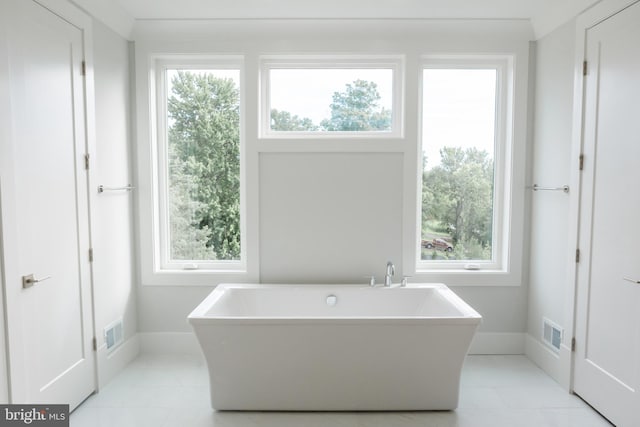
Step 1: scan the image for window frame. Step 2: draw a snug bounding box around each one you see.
[259,55,405,139]
[152,55,247,274]
[135,46,526,288]
[415,55,514,274]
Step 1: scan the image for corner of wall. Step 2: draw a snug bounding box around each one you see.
[96,334,140,389]
[525,333,571,390]
[469,332,526,355]
[91,15,139,388]
[138,332,203,360]
[68,0,134,40]
[526,17,577,389]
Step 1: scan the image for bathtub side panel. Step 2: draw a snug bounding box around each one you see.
[193,321,477,411]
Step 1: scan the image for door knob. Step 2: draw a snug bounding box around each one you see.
[623,277,640,284]
[22,274,52,289]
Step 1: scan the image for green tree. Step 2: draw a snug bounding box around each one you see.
[270,109,318,131]
[168,71,241,260]
[320,79,391,131]
[168,143,217,260]
[422,147,494,259]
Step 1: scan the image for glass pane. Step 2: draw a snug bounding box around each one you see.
[269,68,393,132]
[421,69,496,261]
[166,69,241,261]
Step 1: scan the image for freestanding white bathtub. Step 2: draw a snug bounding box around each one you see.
[188,283,481,411]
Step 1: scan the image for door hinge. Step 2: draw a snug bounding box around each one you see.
[92,337,97,351]
[81,61,86,76]
[89,248,94,262]
[583,60,588,76]
[579,154,584,171]
[571,337,576,352]
[575,249,581,263]
[84,153,90,170]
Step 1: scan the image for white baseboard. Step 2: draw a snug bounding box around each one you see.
[96,334,140,389]
[138,331,525,357]
[138,332,203,358]
[524,333,571,390]
[468,332,526,355]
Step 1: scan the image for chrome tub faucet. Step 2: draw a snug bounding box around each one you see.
[384,261,395,287]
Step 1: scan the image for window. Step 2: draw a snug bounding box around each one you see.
[138,49,523,286]
[418,58,510,270]
[155,58,244,271]
[260,56,403,137]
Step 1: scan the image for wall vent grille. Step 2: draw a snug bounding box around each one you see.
[542,318,562,353]
[104,319,124,352]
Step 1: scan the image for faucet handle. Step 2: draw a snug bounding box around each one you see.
[364,275,376,287]
[401,276,412,287]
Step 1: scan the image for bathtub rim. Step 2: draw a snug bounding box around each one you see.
[187,282,482,324]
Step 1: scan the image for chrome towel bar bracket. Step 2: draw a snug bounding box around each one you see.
[98,184,135,193]
[532,184,569,193]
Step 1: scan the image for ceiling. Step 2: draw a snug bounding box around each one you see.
[115,0,539,20]
[74,0,601,40]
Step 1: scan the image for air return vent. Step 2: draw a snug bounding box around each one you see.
[542,318,562,353]
[104,319,124,352]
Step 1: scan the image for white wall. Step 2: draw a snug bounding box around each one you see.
[259,153,403,283]
[133,20,533,354]
[526,18,576,383]
[531,0,600,38]
[91,19,139,384]
[0,2,11,401]
[0,0,594,394]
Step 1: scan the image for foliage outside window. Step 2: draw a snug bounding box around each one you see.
[160,67,242,267]
[420,67,500,266]
[261,58,403,137]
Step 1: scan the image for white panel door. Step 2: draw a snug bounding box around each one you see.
[574,2,640,426]
[5,0,95,410]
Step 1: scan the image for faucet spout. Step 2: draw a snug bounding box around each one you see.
[384,261,395,287]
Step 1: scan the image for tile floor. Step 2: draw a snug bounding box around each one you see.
[70,354,613,427]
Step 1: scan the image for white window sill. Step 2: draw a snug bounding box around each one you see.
[141,269,257,286]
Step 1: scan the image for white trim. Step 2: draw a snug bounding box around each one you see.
[139,331,524,356]
[139,332,203,359]
[576,0,640,31]
[134,20,530,287]
[468,332,525,355]
[406,51,527,286]
[531,0,601,40]
[33,0,94,28]
[565,0,640,394]
[137,53,258,285]
[153,56,246,272]
[525,333,572,390]
[259,55,405,139]
[67,0,134,40]
[0,4,12,402]
[0,182,10,403]
[96,335,140,389]
[416,56,510,272]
